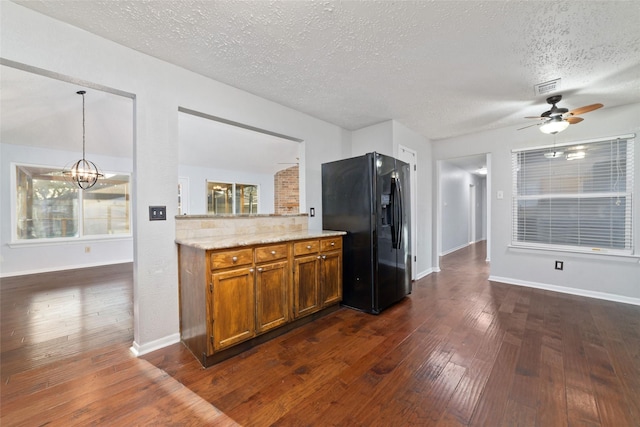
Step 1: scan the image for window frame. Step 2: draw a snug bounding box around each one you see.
[10,162,132,245]
[206,180,259,215]
[511,134,635,256]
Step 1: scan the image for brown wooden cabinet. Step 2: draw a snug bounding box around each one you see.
[293,237,343,319]
[293,254,320,318]
[320,248,342,306]
[178,235,342,367]
[255,243,289,333]
[211,266,255,351]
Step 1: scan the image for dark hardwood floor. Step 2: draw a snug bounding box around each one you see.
[1,264,236,426]
[2,243,639,426]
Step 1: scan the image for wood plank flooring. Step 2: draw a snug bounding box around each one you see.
[2,243,639,426]
[1,263,236,426]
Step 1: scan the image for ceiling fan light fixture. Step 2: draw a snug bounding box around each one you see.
[540,118,570,134]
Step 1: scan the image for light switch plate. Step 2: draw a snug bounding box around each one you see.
[149,206,166,221]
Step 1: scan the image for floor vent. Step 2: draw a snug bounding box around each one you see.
[534,78,561,96]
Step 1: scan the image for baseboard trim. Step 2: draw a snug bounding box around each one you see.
[0,259,134,278]
[488,275,640,307]
[415,268,434,280]
[440,243,469,256]
[130,333,181,357]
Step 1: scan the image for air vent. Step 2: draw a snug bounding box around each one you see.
[534,78,561,96]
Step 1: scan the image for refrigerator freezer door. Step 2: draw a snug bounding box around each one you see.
[321,154,375,312]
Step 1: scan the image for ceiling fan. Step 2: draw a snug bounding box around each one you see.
[519,95,603,134]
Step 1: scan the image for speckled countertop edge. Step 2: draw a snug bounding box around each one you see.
[175,230,346,250]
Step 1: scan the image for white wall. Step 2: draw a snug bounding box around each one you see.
[351,121,394,156]
[1,2,350,354]
[0,143,134,276]
[178,164,274,215]
[439,161,471,254]
[433,102,640,304]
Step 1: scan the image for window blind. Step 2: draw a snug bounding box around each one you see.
[512,135,634,254]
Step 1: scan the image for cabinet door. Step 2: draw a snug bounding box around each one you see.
[321,250,342,307]
[293,254,320,318]
[255,260,289,333]
[211,267,255,351]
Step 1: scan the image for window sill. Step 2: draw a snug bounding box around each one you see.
[508,244,640,263]
[8,235,133,249]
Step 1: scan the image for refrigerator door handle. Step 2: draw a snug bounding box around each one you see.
[390,177,398,249]
[396,176,403,249]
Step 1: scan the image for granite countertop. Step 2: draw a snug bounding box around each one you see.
[175,213,308,220]
[176,230,346,250]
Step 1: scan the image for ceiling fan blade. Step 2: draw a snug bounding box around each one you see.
[568,103,603,116]
[517,122,542,131]
[566,116,584,124]
[524,116,545,119]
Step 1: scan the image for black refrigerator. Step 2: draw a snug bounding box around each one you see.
[322,152,411,314]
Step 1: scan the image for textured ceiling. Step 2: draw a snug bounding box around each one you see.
[9,0,640,141]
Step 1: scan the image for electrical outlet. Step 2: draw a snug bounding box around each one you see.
[149,206,166,221]
[555,261,564,270]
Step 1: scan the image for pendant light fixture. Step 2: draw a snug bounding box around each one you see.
[63,90,103,189]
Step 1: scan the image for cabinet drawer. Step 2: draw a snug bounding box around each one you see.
[320,237,342,252]
[294,240,319,256]
[255,244,288,263]
[210,248,253,270]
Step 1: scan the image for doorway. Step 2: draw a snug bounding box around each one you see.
[436,153,489,270]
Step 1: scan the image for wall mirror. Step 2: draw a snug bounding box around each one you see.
[178,108,302,216]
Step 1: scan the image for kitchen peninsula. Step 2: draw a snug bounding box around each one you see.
[176,214,345,367]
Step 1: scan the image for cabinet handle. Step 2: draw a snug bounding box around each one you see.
[330,242,335,246]
[322,255,327,260]
[317,256,321,259]
[232,256,238,263]
[307,245,312,249]
[249,268,254,273]
[258,267,263,272]
[271,250,276,255]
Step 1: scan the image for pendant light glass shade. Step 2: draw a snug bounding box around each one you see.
[63,90,103,189]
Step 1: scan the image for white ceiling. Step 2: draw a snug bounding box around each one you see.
[0,65,134,158]
[10,0,640,143]
[178,111,300,174]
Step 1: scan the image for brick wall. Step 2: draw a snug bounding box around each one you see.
[274,165,299,214]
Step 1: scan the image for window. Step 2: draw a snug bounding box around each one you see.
[207,181,258,215]
[14,164,131,241]
[512,135,634,254]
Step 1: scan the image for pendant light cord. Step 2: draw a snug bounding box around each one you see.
[78,90,86,161]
